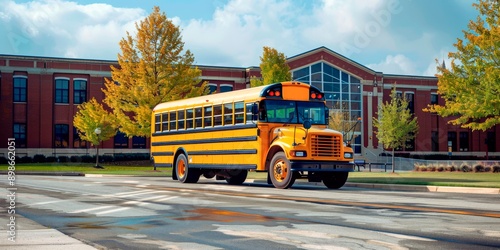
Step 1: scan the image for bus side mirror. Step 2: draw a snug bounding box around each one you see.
[303,119,312,129]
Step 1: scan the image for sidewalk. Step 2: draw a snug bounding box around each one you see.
[0,215,98,250]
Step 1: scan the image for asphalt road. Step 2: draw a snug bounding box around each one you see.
[2,175,500,249]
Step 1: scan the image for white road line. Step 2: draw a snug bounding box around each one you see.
[70,205,114,213]
[154,196,179,202]
[95,207,130,215]
[117,190,164,198]
[31,200,65,205]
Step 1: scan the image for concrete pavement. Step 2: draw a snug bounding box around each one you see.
[0,214,99,250]
[1,172,498,249]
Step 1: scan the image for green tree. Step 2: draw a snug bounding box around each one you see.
[73,98,117,146]
[425,0,500,131]
[103,6,208,137]
[373,88,418,172]
[250,46,292,87]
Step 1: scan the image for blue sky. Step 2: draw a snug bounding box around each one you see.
[0,0,478,76]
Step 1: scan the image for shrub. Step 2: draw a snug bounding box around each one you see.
[445,165,456,172]
[17,156,32,163]
[70,155,82,163]
[473,165,485,173]
[46,156,57,163]
[493,166,500,173]
[484,166,492,173]
[100,155,114,162]
[461,164,471,172]
[427,165,436,172]
[57,156,69,163]
[437,166,444,172]
[33,154,46,163]
[419,166,427,172]
[81,155,93,163]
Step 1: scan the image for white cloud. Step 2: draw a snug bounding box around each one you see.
[0,0,145,59]
[367,54,417,75]
[181,0,300,66]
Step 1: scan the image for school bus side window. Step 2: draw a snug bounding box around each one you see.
[186,108,194,129]
[177,110,185,130]
[155,114,161,132]
[204,106,212,127]
[161,113,168,131]
[245,103,254,123]
[235,102,244,124]
[224,103,233,125]
[195,107,202,128]
[169,112,176,131]
[214,105,222,126]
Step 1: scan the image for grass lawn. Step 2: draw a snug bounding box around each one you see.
[3,163,500,188]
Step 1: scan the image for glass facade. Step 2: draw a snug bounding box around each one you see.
[292,62,362,154]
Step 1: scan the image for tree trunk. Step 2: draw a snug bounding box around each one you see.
[391,148,395,173]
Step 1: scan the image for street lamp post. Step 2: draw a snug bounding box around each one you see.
[94,127,101,169]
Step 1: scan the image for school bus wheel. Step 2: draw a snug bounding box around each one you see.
[175,154,200,183]
[269,152,296,189]
[322,172,349,189]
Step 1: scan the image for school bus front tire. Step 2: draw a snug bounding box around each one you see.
[269,152,296,189]
[322,172,348,189]
[175,154,200,183]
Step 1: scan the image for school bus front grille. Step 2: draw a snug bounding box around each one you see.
[311,135,341,158]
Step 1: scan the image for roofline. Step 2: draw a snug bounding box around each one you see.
[383,73,437,80]
[286,46,383,75]
[0,54,118,64]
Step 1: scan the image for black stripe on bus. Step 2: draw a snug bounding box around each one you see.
[189,149,257,155]
[151,152,174,156]
[154,163,172,168]
[190,164,257,170]
[152,123,258,137]
[151,136,257,146]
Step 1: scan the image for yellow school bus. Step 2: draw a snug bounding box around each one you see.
[151,81,354,189]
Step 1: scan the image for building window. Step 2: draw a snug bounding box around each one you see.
[220,84,233,93]
[132,136,146,148]
[55,78,69,104]
[459,132,469,152]
[13,76,27,102]
[405,92,414,114]
[114,132,129,148]
[73,127,86,148]
[447,131,457,152]
[486,132,496,152]
[73,79,87,104]
[13,123,26,148]
[431,131,439,151]
[208,84,217,94]
[54,124,69,148]
[430,93,438,105]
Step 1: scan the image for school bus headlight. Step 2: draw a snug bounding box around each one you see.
[291,151,307,157]
[344,152,353,159]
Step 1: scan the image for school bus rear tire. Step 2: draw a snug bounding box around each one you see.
[322,172,348,189]
[175,154,200,183]
[225,169,248,185]
[269,152,295,189]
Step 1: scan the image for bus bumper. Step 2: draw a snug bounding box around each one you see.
[290,161,355,172]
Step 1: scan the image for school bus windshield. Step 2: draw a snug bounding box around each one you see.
[259,100,327,125]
